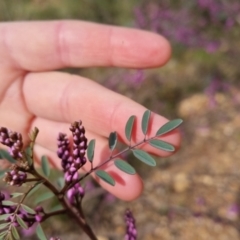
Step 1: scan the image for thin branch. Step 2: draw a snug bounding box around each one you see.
[61,133,160,194]
[4,182,40,240]
[42,209,67,221]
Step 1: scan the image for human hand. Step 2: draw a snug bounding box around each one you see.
[0,20,180,201]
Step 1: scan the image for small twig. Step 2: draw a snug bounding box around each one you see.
[62,134,160,193]
[42,209,67,221]
[25,178,41,182]
[5,182,40,239]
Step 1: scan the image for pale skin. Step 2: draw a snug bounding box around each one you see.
[0,20,181,201]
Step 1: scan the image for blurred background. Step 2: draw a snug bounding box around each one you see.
[1,0,240,239]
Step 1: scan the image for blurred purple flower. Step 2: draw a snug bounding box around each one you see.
[124,209,137,240]
[124,70,145,86]
[21,223,37,237]
[227,203,239,220]
[205,76,230,107]
[196,197,206,206]
[103,192,116,204]
[0,127,23,159]
[134,0,240,52]
[204,41,220,53]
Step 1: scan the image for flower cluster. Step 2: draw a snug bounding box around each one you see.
[67,182,85,205]
[0,127,23,159]
[49,238,61,240]
[57,133,72,172]
[124,209,137,240]
[3,166,27,186]
[0,192,44,228]
[57,120,88,184]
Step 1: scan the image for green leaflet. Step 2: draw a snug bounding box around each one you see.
[0,214,11,221]
[57,177,65,189]
[125,115,136,142]
[156,119,183,136]
[10,193,24,199]
[21,204,36,214]
[87,139,95,162]
[109,132,117,151]
[11,226,20,240]
[141,110,151,136]
[0,222,10,230]
[34,192,55,205]
[41,156,50,177]
[96,170,115,186]
[27,183,42,197]
[149,139,175,152]
[114,159,136,175]
[25,146,32,165]
[16,215,28,229]
[132,149,156,167]
[36,224,47,240]
[0,170,6,178]
[0,149,16,163]
[2,201,17,206]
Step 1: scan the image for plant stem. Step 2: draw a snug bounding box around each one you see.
[42,209,66,221]
[62,135,154,193]
[5,182,39,240]
[30,168,98,240]
[57,194,98,240]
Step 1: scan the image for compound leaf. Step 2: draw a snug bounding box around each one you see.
[96,170,115,186]
[132,149,156,167]
[156,119,183,136]
[114,159,136,175]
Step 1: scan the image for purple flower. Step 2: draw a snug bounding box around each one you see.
[57,133,71,172]
[3,167,27,186]
[57,121,88,206]
[124,209,137,240]
[134,1,240,53]
[0,127,23,159]
[227,203,239,220]
[57,121,88,185]
[0,192,45,229]
[67,180,85,205]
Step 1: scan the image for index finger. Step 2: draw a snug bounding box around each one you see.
[0,20,171,71]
